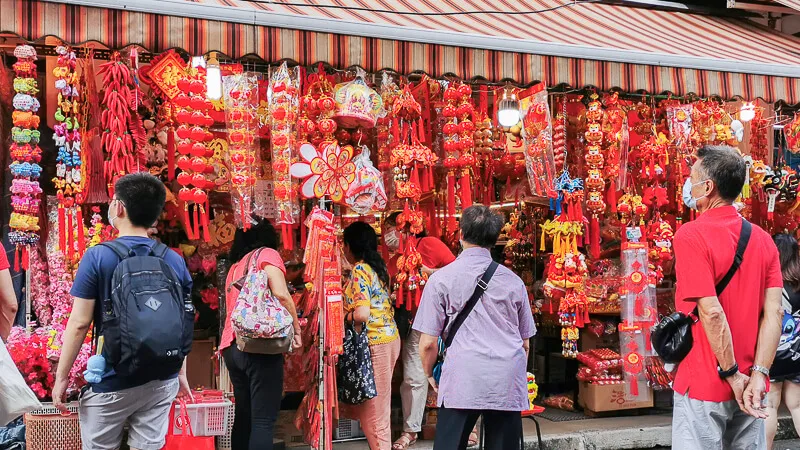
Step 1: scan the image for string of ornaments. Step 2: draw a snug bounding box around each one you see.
[52,45,85,263]
[9,44,43,268]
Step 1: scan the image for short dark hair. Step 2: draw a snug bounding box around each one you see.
[114,173,167,228]
[228,219,279,264]
[460,205,503,248]
[696,145,746,202]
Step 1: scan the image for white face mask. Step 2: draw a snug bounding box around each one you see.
[384,229,400,252]
[107,205,117,230]
[682,177,709,210]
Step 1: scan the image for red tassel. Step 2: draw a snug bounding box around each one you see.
[630,379,639,396]
[167,126,176,181]
[608,181,618,213]
[67,212,74,261]
[193,205,201,241]
[460,170,472,208]
[21,246,28,271]
[201,205,211,242]
[300,207,307,247]
[447,173,457,232]
[77,207,86,257]
[418,118,425,142]
[419,165,429,192]
[58,206,66,255]
[414,288,422,310]
[590,216,601,260]
[184,206,195,240]
[13,247,19,272]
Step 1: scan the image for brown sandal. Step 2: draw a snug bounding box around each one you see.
[393,432,418,450]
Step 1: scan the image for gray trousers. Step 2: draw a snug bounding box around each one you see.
[672,392,766,450]
[400,330,428,433]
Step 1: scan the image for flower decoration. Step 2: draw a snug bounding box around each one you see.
[200,287,220,311]
[290,142,356,203]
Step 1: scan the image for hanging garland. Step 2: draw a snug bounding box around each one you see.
[9,44,42,269]
[52,45,85,263]
[584,93,606,260]
[98,52,146,198]
[269,62,300,249]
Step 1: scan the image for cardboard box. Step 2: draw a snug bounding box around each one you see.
[578,382,653,412]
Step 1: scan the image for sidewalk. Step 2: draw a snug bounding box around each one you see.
[314,409,800,450]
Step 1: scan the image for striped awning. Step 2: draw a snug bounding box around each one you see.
[7,0,800,103]
[773,0,800,12]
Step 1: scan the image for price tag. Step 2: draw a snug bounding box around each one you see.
[768,191,778,213]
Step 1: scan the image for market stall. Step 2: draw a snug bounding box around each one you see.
[3,0,800,448]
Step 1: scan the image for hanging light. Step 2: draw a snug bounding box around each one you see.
[497,88,521,128]
[191,56,206,69]
[740,102,756,123]
[206,52,222,101]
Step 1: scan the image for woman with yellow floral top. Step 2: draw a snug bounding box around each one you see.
[342,221,400,450]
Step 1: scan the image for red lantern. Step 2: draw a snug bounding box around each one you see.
[176,110,191,125]
[192,172,207,188]
[191,143,206,157]
[174,93,190,108]
[177,141,193,155]
[192,188,208,204]
[177,172,193,186]
[190,95,206,111]
[189,79,205,95]
[177,78,192,93]
[178,187,193,201]
[177,156,192,171]
[190,126,206,141]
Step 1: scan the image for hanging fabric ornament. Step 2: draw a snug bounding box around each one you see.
[223,72,260,229]
[521,83,557,198]
[52,45,85,263]
[583,93,606,259]
[290,142,356,203]
[174,63,214,242]
[9,44,42,269]
[269,62,300,249]
[442,82,466,231]
[98,52,146,198]
[333,67,383,129]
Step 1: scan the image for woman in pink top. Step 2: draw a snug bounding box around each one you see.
[220,220,302,450]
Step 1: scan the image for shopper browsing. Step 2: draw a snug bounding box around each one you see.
[220,219,302,450]
[382,212,458,450]
[342,221,400,450]
[415,205,535,450]
[53,173,194,450]
[765,233,800,449]
[671,146,783,449]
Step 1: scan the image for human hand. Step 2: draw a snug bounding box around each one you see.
[292,333,303,350]
[743,372,769,419]
[421,265,435,276]
[52,378,69,415]
[427,376,439,393]
[177,374,194,402]
[726,371,750,413]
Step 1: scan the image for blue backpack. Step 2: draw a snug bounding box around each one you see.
[98,240,194,379]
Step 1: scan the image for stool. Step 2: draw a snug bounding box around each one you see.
[476,406,544,450]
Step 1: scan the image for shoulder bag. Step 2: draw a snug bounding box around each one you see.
[651,219,751,364]
[432,261,499,383]
[229,248,295,354]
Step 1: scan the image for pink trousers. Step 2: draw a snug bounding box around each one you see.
[355,338,401,450]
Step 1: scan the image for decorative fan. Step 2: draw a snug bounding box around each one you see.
[290,142,356,203]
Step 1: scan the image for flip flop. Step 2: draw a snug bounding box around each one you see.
[393,432,418,450]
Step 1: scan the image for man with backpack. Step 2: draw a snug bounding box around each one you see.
[53,173,194,450]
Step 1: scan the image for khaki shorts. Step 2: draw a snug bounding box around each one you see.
[79,378,179,450]
[672,391,766,450]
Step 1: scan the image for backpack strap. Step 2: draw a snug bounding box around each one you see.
[230,248,266,292]
[99,240,130,261]
[151,243,170,259]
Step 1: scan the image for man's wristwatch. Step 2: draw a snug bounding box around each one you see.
[751,365,770,378]
[717,363,739,379]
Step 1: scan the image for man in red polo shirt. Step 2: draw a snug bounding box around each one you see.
[672,145,784,449]
[0,244,17,341]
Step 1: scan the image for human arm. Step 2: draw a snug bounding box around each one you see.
[53,297,95,413]
[266,265,302,350]
[419,332,439,392]
[0,269,17,341]
[517,282,536,355]
[743,287,783,418]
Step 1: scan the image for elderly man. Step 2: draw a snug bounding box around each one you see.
[672,145,783,449]
[414,205,535,450]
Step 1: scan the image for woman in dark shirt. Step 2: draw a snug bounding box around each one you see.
[766,233,800,449]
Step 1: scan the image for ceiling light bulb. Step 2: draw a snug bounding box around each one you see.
[498,91,521,128]
[206,52,222,100]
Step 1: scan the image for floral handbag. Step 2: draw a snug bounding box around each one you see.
[337,322,377,405]
[230,249,294,354]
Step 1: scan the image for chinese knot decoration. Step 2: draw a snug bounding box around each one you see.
[53,45,85,263]
[269,62,300,248]
[174,66,214,242]
[9,44,42,267]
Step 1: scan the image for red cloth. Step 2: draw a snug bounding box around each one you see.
[672,206,782,402]
[0,246,9,271]
[219,248,286,351]
[388,236,455,278]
